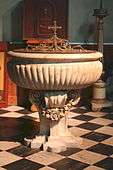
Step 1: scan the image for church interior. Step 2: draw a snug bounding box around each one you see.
[0,0,113,169]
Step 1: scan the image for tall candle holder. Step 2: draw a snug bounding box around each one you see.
[91,0,112,111]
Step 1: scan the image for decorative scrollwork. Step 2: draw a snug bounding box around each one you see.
[23,20,87,53]
[42,108,65,121]
[29,90,80,121]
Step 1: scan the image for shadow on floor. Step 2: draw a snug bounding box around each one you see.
[0,117,40,142]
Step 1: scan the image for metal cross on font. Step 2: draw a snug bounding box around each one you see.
[48,20,62,37]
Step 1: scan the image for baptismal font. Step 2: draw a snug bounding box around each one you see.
[7,21,102,153]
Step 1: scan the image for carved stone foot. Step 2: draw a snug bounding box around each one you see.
[43,135,82,153]
[26,90,82,152]
[62,135,82,148]
[44,137,67,153]
[24,135,46,149]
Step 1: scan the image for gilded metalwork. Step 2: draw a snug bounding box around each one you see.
[29,90,80,121]
[24,20,87,53]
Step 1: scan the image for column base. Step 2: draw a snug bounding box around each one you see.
[24,135,46,149]
[25,90,82,152]
[91,99,113,112]
[24,133,82,153]
[44,135,82,153]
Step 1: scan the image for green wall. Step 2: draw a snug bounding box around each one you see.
[68,0,113,43]
[0,0,22,41]
[0,0,113,43]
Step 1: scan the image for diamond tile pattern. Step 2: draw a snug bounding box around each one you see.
[103,113,113,120]
[26,151,64,165]
[0,106,113,169]
[81,132,112,142]
[77,122,103,130]
[7,145,40,157]
[69,150,107,165]
[0,109,10,114]
[87,143,113,156]
[3,159,44,170]
[73,115,94,121]
[49,157,89,170]
[0,151,22,166]
[94,157,113,170]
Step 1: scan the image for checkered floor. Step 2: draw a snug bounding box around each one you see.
[0,105,113,170]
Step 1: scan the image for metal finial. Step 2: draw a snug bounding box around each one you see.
[48,20,62,37]
[48,20,62,50]
[100,0,103,9]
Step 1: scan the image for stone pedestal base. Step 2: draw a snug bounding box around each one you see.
[91,99,113,112]
[44,116,82,153]
[24,136,46,149]
[24,116,82,153]
[44,136,82,153]
[91,80,113,112]
[24,90,82,153]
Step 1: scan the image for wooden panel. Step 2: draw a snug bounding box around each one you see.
[0,53,17,108]
[0,52,4,91]
[36,0,55,38]
[0,52,5,105]
[23,0,36,39]
[23,0,68,39]
[6,56,17,106]
[0,52,8,107]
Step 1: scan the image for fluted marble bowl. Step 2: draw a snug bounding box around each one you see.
[8,51,103,90]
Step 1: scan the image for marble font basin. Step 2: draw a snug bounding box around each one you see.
[8,51,102,91]
[7,50,103,153]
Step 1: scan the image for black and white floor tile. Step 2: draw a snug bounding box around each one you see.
[0,105,113,170]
